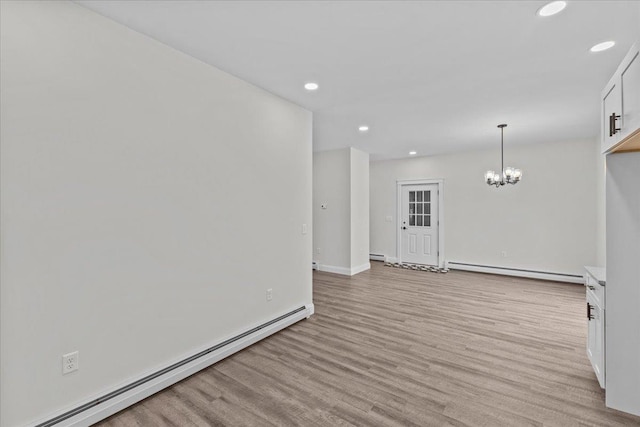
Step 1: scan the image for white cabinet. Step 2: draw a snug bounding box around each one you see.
[601,41,640,153]
[605,152,640,416]
[585,268,606,389]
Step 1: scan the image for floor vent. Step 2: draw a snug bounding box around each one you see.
[369,254,386,262]
[447,262,583,283]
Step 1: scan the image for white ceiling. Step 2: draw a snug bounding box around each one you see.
[76,1,640,160]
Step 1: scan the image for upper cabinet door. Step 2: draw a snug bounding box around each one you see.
[602,79,622,152]
[602,41,640,154]
[621,49,640,140]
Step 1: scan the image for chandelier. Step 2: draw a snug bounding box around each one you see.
[484,124,522,187]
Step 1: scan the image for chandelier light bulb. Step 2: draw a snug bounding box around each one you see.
[485,170,495,183]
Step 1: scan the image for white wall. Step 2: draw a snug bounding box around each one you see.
[350,148,370,270]
[313,147,369,275]
[370,138,598,276]
[313,149,351,270]
[0,2,312,426]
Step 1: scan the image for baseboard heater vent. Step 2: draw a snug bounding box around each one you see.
[369,253,386,262]
[447,262,584,284]
[35,305,312,427]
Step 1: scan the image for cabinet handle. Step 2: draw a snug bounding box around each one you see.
[587,302,595,320]
[609,112,621,137]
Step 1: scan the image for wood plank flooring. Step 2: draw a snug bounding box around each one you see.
[98,262,640,426]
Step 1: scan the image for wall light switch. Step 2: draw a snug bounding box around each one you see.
[385,215,393,222]
[302,224,308,234]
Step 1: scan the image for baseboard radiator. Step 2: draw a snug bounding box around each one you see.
[447,262,584,284]
[369,253,386,262]
[34,304,314,427]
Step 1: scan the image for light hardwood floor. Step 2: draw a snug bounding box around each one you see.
[99,262,640,426]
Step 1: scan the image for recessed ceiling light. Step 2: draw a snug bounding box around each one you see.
[409,151,417,156]
[358,125,369,132]
[590,41,615,52]
[304,82,319,91]
[537,1,567,17]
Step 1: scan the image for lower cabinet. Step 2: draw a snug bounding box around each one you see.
[587,288,605,389]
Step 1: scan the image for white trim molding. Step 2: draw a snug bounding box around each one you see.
[317,263,371,276]
[30,305,314,427]
[351,262,371,275]
[396,179,445,268]
[447,262,584,284]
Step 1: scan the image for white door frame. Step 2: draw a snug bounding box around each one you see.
[396,179,445,268]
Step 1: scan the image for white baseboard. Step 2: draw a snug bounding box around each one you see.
[351,262,371,275]
[305,303,315,318]
[32,304,314,427]
[447,262,584,284]
[317,263,371,276]
[317,264,352,275]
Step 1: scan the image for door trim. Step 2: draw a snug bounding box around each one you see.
[396,179,445,268]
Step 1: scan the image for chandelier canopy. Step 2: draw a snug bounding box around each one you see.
[484,124,522,187]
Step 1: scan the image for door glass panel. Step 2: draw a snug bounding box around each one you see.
[407,188,435,228]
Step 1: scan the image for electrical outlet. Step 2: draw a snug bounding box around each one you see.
[316,247,321,254]
[301,224,308,235]
[501,251,507,258]
[62,351,79,374]
[266,288,273,301]
[385,215,393,222]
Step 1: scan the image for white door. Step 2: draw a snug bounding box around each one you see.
[400,184,438,266]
